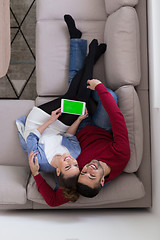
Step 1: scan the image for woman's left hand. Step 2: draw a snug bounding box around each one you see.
[78,108,88,121]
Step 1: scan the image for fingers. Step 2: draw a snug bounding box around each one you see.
[87,79,91,89]
[55,111,61,119]
[51,108,61,117]
[55,107,61,114]
[84,113,89,119]
[87,79,95,89]
[85,108,88,115]
[34,156,39,166]
[29,151,38,159]
[57,113,61,118]
[29,151,38,163]
[87,79,101,90]
[87,79,92,84]
[83,108,88,116]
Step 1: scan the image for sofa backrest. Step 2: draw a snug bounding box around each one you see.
[36,0,107,96]
[36,0,141,96]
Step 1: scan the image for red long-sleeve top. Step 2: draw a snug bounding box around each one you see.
[34,83,130,206]
[34,173,69,207]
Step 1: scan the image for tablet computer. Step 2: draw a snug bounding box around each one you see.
[61,99,86,115]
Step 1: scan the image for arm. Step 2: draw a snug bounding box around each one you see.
[27,131,41,155]
[27,108,61,157]
[29,151,69,207]
[66,108,88,135]
[37,108,61,134]
[87,79,130,157]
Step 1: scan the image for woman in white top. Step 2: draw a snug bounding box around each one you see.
[19,15,106,201]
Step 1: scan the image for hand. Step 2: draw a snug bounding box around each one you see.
[78,108,88,121]
[87,79,101,90]
[49,108,61,123]
[28,151,39,176]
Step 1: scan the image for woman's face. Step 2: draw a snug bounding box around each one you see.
[58,153,80,177]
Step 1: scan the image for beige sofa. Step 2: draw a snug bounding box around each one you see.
[0,0,151,209]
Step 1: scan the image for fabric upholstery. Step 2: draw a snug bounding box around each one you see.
[115,85,143,173]
[105,0,139,15]
[27,172,145,206]
[0,166,30,204]
[0,100,35,166]
[0,0,151,209]
[36,20,106,96]
[37,0,107,21]
[36,97,57,106]
[104,7,141,90]
[27,172,56,203]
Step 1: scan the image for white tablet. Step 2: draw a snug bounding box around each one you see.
[61,99,86,115]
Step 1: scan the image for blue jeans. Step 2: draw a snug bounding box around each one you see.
[77,90,117,134]
[68,39,117,133]
[91,90,117,133]
[69,39,87,85]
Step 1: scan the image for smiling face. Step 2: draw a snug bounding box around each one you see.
[78,160,105,188]
[56,153,80,178]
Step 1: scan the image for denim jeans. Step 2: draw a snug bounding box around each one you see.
[90,89,118,133]
[69,39,87,85]
[77,90,117,134]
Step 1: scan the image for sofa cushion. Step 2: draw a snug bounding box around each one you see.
[27,172,145,206]
[37,0,107,21]
[36,0,108,97]
[36,97,56,106]
[115,85,143,173]
[0,166,30,204]
[27,172,56,203]
[105,0,138,15]
[0,100,35,166]
[36,20,106,96]
[104,7,141,90]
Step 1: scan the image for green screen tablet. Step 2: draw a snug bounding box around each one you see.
[61,99,86,115]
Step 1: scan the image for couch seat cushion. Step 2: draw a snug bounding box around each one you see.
[0,100,34,166]
[27,172,145,207]
[0,166,30,204]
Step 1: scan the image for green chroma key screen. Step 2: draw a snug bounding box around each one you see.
[62,99,84,115]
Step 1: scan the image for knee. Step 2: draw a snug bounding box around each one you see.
[107,88,118,104]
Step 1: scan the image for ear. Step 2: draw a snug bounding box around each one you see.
[56,168,60,176]
[100,176,105,187]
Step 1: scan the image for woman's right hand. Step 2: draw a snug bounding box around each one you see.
[49,108,61,123]
[87,79,102,90]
